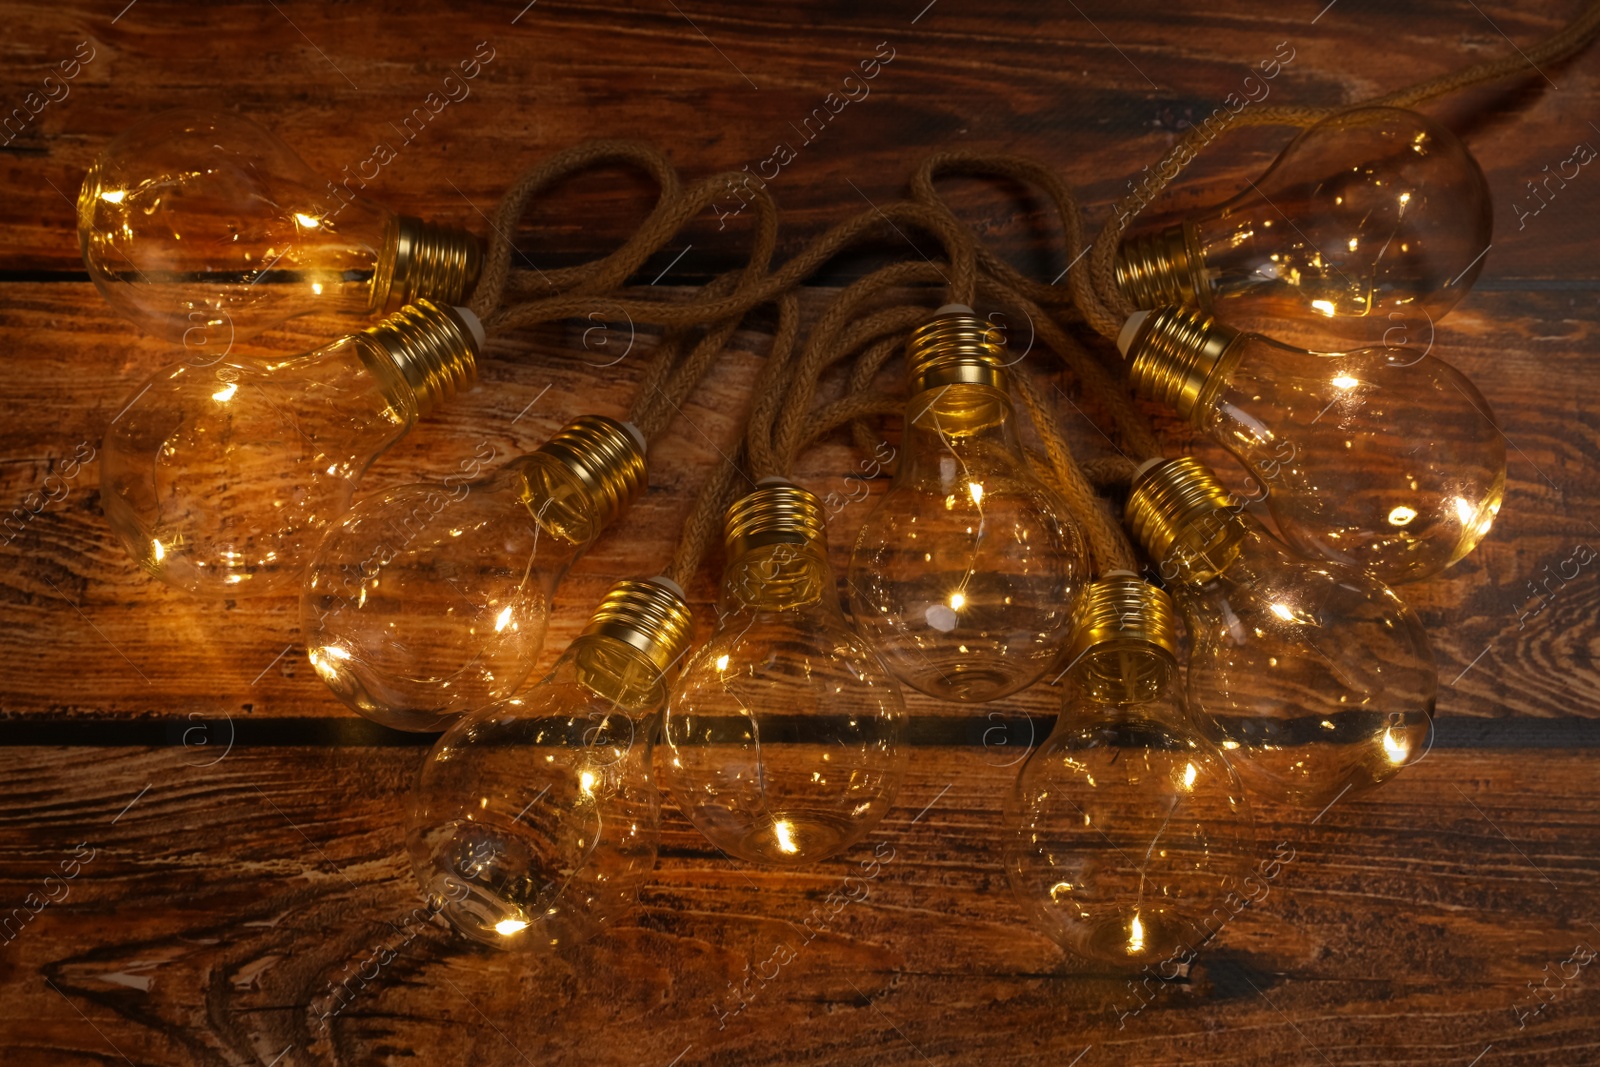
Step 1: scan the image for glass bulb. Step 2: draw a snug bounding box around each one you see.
[100,300,480,597]
[662,482,907,866]
[1127,458,1437,808]
[78,107,481,351]
[1117,106,1491,343]
[1121,305,1504,584]
[1006,576,1255,967]
[302,415,647,732]
[849,308,1087,702]
[409,578,693,952]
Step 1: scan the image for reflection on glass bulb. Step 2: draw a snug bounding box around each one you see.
[1127,458,1437,808]
[1116,107,1491,343]
[1005,576,1255,967]
[409,578,692,952]
[662,482,907,866]
[302,415,647,731]
[78,108,481,350]
[101,300,481,597]
[849,308,1087,702]
[1121,305,1504,584]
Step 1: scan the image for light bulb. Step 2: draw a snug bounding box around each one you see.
[848,307,1088,702]
[78,108,481,350]
[409,578,693,951]
[1119,305,1504,584]
[303,415,647,732]
[1005,575,1255,966]
[662,482,907,866]
[1116,106,1491,342]
[101,300,481,597]
[1126,458,1437,807]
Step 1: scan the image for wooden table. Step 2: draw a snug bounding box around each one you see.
[3,2,1598,1064]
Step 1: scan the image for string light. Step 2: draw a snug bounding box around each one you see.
[849,307,1088,702]
[100,301,482,597]
[79,107,480,346]
[1116,107,1491,344]
[661,482,907,866]
[410,579,692,952]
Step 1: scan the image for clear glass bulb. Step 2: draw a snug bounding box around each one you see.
[1127,458,1437,808]
[1122,305,1504,584]
[1117,106,1492,343]
[1006,576,1255,967]
[849,309,1087,702]
[302,415,647,732]
[409,578,693,952]
[662,482,907,866]
[78,107,480,351]
[100,300,480,597]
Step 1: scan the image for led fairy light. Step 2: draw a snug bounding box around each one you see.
[1117,304,1504,584]
[1114,107,1491,342]
[409,577,693,951]
[848,306,1088,702]
[1006,573,1255,966]
[101,299,483,598]
[302,415,648,732]
[1126,457,1436,808]
[662,481,908,866]
[79,108,481,347]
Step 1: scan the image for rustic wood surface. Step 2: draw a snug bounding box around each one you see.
[2,1,1599,1064]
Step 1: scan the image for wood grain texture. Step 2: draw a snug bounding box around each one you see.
[1,0,1599,1063]
[0,747,1597,1067]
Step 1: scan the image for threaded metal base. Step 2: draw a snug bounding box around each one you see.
[1065,574,1180,703]
[582,577,695,676]
[371,215,484,314]
[536,415,647,529]
[1125,457,1238,569]
[358,299,479,417]
[906,308,1008,395]
[1064,575,1178,665]
[1116,223,1206,311]
[1124,305,1242,423]
[724,481,826,560]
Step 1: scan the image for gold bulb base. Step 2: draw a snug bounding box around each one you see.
[358,299,479,417]
[1125,457,1241,574]
[1064,575,1179,665]
[371,215,484,314]
[1123,305,1242,423]
[582,577,695,676]
[1115,223,1207,311]
[535,415,648,529]
[906,308,1009,396]
[724,481,827,560]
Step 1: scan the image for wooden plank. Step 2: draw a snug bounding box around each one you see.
[0,1,1597,281]
[1,285,1597,725]
[0,745,1595,1065]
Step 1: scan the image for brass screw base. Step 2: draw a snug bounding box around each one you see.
[357,299,479,417]
[1064,574,1179,666]
[582,577,695,676]
[1115,222,1207,311]
[906,307,1009,396]
[724,481,827,560]
[536,415,648,529]
[1125,457,1238,569]
[371,215,484,314]
[1124,305,1242,424]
